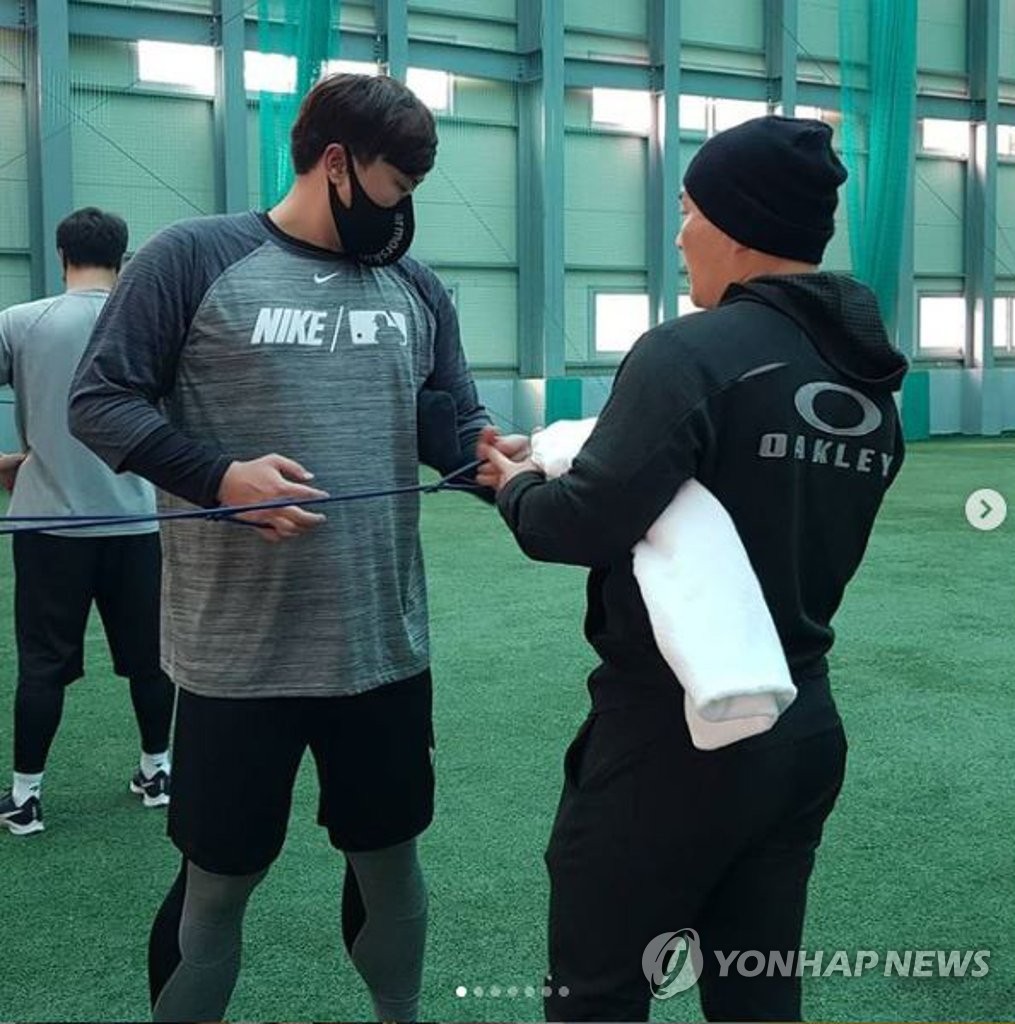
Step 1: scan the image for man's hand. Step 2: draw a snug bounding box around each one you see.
[217,454,329,542]
[0,452,27,493]
[476,430,543,492]
[475,426,532,462]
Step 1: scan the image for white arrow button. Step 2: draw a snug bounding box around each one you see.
[965,489,1007,532]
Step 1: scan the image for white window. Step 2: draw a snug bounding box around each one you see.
[591,88,653,134]
[921,119,970,158]
[998,126,1015,158]
[712,98,768,133]
[918,295,966,353]
[771,106,842,133]
[323,59,379,78]
[678,293,698,317]
[406,68,452,112]
[679,94,709,132]
[794,104,826,121]
[244,51,296,93]
[994,296,1013,351]
[595,293,650,354]
[137,40,215,94]
[683,97,770,137]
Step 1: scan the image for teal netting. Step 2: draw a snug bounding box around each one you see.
[257,0,339,205]
[838,0,918,333]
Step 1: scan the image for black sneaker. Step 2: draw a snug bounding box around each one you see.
[129,769,170,808]
[0,789,44,836]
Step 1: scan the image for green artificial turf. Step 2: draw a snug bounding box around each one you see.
[1,438,1013,1022]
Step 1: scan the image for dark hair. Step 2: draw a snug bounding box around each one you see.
[56,207,129,271]
[290,74,437,176]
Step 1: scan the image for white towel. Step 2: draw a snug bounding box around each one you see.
[531,419,797,750]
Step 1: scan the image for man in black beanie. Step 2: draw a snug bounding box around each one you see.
[479,116,908,1021]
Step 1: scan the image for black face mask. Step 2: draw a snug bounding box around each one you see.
[328,150,415,267]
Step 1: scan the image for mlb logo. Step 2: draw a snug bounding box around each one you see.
[349,310,408,346]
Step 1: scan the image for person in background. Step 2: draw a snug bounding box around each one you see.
[0,206,174,837]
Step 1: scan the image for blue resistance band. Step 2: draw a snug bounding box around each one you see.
[0,460,485,536]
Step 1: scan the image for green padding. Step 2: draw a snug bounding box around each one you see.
[902,370,930,440]
[545,377,583,424]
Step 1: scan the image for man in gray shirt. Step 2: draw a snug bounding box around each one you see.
[0,207,175,837]
[71,76,491,1022]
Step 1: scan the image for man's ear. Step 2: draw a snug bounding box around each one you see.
[322,142,349,185]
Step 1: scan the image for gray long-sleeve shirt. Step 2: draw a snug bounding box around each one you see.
[0,289,157,537]
[70,212,490,698]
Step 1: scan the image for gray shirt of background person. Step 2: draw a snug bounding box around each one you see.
[0,289,156,537]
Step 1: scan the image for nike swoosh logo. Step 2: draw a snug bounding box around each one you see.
[314,272,339,284]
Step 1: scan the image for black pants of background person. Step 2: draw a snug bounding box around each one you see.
[12,531,174,772]
[543,687,847,1023]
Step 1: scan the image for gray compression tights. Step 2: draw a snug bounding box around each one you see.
[151,839,428,1023]
[342,839,429,1022]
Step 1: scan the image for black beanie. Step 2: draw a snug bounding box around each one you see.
[683,115,848,264]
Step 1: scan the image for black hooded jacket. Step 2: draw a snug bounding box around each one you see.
[497,274,908,736]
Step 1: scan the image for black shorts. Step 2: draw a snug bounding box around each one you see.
[13,531,163,689]
[168,671,435,875]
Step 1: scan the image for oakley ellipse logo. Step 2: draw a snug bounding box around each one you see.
[794,382,883,438]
